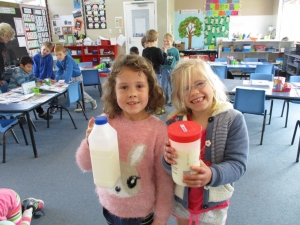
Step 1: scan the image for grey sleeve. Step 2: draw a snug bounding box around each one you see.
[209,112,249,186]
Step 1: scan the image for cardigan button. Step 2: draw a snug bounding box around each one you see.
[205,140,211,147]
[203,204,208,209]
[208,117,214,122]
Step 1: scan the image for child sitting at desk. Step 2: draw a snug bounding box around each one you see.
[8,55,53,120]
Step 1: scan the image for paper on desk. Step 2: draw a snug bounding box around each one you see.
[230,65,246,67]
[19,94,56,103]
[117,34,126,46]
[0,93,34,104]
[241,62,263,65]
[292,82,300,88]
[37,84,68,93]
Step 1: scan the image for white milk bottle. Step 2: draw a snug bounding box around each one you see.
[168,121,202,186]
[88,116,121,188]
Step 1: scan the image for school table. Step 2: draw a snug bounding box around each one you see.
[208,61,279,75]
[0,83,86,158]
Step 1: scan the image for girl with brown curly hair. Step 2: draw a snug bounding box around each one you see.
[76,54,174,225]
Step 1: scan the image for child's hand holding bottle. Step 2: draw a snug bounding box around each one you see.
[182,160,212,188]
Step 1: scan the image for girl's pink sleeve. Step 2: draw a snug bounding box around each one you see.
[76,138,92,171]
[153,124,174,224]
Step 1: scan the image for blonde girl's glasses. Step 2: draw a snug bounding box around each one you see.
[183,80,207,95]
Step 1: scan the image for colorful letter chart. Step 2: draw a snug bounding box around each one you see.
[205,0,240,16]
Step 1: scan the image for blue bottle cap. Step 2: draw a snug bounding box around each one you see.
[94,116,108,125]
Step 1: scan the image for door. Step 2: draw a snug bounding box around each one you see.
[123,1,157,55]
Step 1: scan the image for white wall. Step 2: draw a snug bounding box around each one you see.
[229,15,277,40]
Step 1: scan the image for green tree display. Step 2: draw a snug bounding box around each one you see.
[178,16,203,49]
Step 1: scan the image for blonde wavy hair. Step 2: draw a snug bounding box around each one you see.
[146,29,158,42]
[168,59,228,119]
[102,54,165,118]
[0,23,15,40]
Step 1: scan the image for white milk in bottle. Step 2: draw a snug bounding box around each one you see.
[88,116,121,188]
[168,121,202,186]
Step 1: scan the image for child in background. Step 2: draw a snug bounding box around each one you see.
[0,188,44,225]
[129,46,139,55]
[76,54,174,225]
[33,42,57,114]
[32,42,55,81]
[161,33,180,106]
[8,56,52,120]
[163,60,249,225]
[0,23,15,88]
[141,36,148,48]
[142,29,167,86]
[54,45,97,111]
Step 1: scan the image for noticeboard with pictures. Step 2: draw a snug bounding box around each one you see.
[84,0,106,29]
[20,4,51,56]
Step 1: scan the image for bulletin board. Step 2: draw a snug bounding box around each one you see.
[174,10,204,50]
[204,0,241,17]
[204,16,230,46]
[84,0,107,29]
[19,4,51,56]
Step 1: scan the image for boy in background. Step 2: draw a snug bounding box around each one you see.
[161,33,179,106]
[33,41,57,114]
[141,36,148,49]
[33,42,55,81]
[142,29,167,86]
[129,46,139,55]
[54,44,97,111]
[9,55,53,120]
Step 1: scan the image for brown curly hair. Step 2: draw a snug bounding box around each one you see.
[102,54,165,118]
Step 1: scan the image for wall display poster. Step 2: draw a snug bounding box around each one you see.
[20,4,51,56]
[73,0,82,9]
[13,17,25,35]
[84,0,107,29]
[204,0,241,16]
[174,11,204,50]
[74,18,83,31]
[115,17,123,28]
[204,16,230,46]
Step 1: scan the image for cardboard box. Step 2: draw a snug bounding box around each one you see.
[175,42,185,51]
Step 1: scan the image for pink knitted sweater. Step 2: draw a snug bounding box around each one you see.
[76,114,174,224]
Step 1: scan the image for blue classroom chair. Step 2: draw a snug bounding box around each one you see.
[47,81,88,129]
[281,76,300,128]
[250,73,274,124]
[0,119,28,163]
[241,58,259,79]
[211,65,227,79]
[234,88,267,145]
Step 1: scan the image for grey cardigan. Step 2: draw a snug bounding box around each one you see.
[162,106,249,209]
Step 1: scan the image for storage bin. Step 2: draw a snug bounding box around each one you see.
[243,44,251,52]
[223,48,230,52]
[276,58,283,64]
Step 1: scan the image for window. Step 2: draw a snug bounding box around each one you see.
[279,0,300,41]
